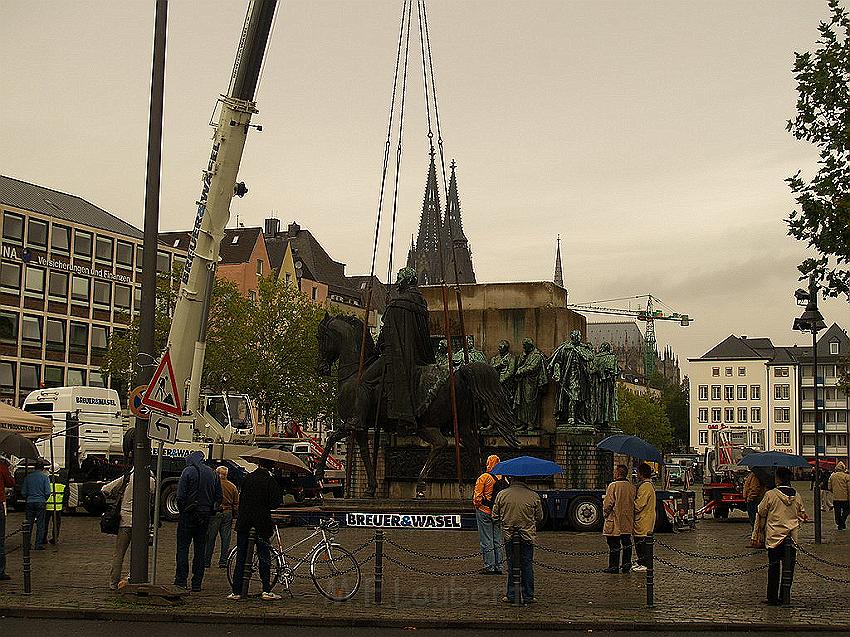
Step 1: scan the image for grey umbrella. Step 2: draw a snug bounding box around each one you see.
[0,431,40,460]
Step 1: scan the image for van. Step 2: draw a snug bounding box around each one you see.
[22,386,125,469]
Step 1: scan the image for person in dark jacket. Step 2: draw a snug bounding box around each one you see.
[228,458,283,600]
[174,451,221,591]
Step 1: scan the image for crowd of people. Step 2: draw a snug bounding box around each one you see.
[472,457,658,605]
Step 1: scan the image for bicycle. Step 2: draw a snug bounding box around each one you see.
[226,518,361,602]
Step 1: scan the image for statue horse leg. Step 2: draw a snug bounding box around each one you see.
[415,425,448,499]
[315,426,348,483]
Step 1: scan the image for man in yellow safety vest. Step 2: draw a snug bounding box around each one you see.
[43,473,66,546]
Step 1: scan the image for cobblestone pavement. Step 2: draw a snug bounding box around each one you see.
[0,483,847,629]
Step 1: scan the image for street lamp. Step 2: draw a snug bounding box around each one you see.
[793,274,827,544]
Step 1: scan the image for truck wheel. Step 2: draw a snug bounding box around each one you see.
[161,483,180,522]
[713,506,729,520]
[568,497,603,532]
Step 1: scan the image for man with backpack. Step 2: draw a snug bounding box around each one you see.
[174,451,221,592]
[473,454,508,575]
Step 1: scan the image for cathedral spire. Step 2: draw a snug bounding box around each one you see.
[441,159,476,284]
[406,149,444,285]
[554,235,564,288]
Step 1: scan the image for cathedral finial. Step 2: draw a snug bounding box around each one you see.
[554,235,564,288]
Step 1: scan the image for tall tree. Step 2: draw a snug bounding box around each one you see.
[616,386,673,451]
[786,0,850,297]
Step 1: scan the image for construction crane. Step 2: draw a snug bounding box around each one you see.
[567,295,692,378]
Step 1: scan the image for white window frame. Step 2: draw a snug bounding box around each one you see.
[830,341,839,355]
[724,385,734,401]
[711,385,721,400]
[698,430,708,446]
[738,367,746,376]
[698,408,708,423]
[698,385,708,401]
[712,367,720,377]
[737,385,747,400]
[751,407,761,423]
[711,408,721,423]
[737,407,748,423]
[724,407,735,423]
[750,385,760,400]
[774,384,790,401]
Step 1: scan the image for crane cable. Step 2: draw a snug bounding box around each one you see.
[416,0,465,494]
[357,0,413,386]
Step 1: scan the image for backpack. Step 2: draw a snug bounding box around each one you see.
[100,471,131,535]
[484,475,510,508]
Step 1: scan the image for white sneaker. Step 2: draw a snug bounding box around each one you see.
[632,565,648,572]
[226,593,241,600]
[261,591,282,600]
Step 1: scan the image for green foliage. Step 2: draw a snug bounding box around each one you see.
[100,272,337,424]
[616,386,673,451]
[786,0,850,297]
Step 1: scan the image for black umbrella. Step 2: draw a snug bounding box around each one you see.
[597,434,663,464]
[0,431,40,460]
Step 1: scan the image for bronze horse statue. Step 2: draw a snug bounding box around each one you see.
[315,314,519,497]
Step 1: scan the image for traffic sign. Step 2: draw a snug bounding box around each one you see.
[148,413,179,445]
[128,385,150,419]
[142,350,183,417]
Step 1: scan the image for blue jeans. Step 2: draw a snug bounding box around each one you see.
[205,511,233,567]
[505,538,534,602]
[175,512,210,588]
[25,503,46,549]
[231,529,272,595]
[475,509,503,572]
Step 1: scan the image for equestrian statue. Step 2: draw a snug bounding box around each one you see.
[315,267,519,498]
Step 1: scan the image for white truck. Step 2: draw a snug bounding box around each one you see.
[13,387,126,513]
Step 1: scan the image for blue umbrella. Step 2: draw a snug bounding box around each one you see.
[596,434,663,464]
[737,451,809,468]
[489,455,564,477]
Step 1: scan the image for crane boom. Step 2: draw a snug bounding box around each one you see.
[164,0,277,443]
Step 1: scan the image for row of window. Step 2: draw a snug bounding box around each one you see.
[800,433,849,448]
[0,360,104,394]
[0,261,140,310]
[696,429,791,447]
[0,311,111,354]
[2,210,177,273]
[697,384,794,401]
[709,366,791,378]
[697,407,763,424]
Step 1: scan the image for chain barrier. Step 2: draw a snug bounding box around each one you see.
[384,536,481,561]
[4,528,21,540]
[533,559,613,575]
[795,558,850,584]
[533,542,626,557]
[792,541,850,570]
[655,538,760,561]
[654,553,770,577]
[285,537,375,581]
[382,551,489,577]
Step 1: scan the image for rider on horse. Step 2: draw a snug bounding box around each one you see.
[374,267,436,433]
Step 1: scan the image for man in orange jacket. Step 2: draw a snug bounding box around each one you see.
[473,455,505,575]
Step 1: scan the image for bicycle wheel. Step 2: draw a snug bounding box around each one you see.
[226,544,284,596]
[309,543,361,602]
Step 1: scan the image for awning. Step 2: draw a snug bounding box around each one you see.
[0,402,52,438]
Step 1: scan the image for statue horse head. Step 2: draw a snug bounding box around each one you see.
[316,313,376,380]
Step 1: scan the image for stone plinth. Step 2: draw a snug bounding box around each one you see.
[553,427,613,490]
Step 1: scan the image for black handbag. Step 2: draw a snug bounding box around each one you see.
[100,471,131,535]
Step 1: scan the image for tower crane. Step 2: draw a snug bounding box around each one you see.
[567,295,692,378]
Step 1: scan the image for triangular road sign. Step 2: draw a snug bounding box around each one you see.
[142,350,183,417]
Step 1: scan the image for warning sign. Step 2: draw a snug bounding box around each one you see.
[141,351,183,417]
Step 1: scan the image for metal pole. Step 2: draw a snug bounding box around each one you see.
[440,284,464,498]
[511,535,522,607]
[21,519,32,595]
[131,0,168,584]
[48,429,56,546]
[374,529,383,605]
[813,325,822,545]
[646,535,655,608]
[150,441,165,584]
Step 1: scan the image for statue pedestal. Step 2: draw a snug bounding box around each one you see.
[553,426,613,490]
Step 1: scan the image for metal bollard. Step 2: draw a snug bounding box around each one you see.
[22,520,32,596]
[374,529,383,605]
[779,539,794,605]
[512,536,522,607]
[241,529,257,598]
[646,535,654,608]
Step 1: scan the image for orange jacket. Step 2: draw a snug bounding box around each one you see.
[473,455,501,515]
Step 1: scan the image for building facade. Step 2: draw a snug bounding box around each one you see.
[689,330,848,462]
[0,175,185,406]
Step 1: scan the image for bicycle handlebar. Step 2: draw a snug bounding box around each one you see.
[318,518,340,532]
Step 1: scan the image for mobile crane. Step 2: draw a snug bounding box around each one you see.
[162,0,276,451]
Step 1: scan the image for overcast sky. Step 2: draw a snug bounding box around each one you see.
[1,0,848,376]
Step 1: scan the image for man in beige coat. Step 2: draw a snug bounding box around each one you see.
[753,466,806,606]
[827,461,849,530]
[602,464,635,573]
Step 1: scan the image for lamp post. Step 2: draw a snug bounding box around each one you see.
[793,274,827,544]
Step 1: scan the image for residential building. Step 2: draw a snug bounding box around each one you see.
[0,175,185,406]
[159,226,271,300]
[689,329,849,462]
